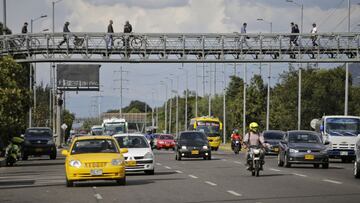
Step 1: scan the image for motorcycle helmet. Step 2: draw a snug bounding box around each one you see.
[249,122,259,133]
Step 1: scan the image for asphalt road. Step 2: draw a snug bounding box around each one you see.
[0,149,359,203]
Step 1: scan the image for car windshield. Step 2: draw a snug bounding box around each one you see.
[25,129,52,137]
[91,129,103,135]
[180,132,207,143]
[264,132,284,140]
[325,118,360,136]
[289,133,321,144]
[115,136,149,148]
[104,123,126,134]
[160,135,173,140]
[71,139,119,154]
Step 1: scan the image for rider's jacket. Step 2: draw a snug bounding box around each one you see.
[231,133,242,141]
[243,132,265,147]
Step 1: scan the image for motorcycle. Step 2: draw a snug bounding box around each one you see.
[5,137,24,166]
[232,139,241,154]
[247,146,264,177]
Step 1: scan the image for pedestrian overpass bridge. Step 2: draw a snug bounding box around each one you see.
[1,32,359,63]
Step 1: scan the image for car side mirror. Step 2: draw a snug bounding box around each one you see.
[120,148,128,154]
[61,150,69,156]
[324,141,330,145]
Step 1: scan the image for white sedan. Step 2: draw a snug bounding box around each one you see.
[113,133,155,175]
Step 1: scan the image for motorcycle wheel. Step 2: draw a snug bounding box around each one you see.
[255,161,260,177]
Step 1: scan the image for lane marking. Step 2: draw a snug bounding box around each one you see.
[322,179,342,184]
[292,173,307,177]
[94,194,103,200]
[188,175,198,179]
[222,159,227,161]
[175,170,183,174]
[234,161,242,164]
[227,190,242,197]
[156,163,162,166]
[205,181,217,186]
[269,168,281,172]
[164,166,172,169]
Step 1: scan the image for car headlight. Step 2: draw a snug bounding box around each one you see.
[69,160,82,168]
[203,146,208,150]
[47,140,54,144]
[111,158,124,166]
[289,148,299,153]
[181,146,187,150]
[144,152,154,159]
[159,141,164,144]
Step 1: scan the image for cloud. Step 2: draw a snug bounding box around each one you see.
[86,0,190,9]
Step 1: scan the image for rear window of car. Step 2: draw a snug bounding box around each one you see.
[180,132,206,141]
[25,129,52,137]
[160,135,174,140]
[115,136,149,148]
[264,132,284,140]
[71,139,119,154]
[289,132,321,144]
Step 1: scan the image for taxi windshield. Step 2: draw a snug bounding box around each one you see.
[71,139,119,154]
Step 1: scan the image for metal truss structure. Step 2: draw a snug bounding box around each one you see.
[1,32,359,63]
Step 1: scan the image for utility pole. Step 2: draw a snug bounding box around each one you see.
[243,64,247,136]
[223,64,226,144]
[151,91,155,128]
[345,0,351,116]
[161,81,168,133]
[114,67,128,118]
[166,77,173,134]
[266,64,271,130]
[208,64,212,116]
[195,64,198,117]
[3,0,6,31]
[298,68,302,130]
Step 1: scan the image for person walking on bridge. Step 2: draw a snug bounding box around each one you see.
[21,22,28,34]
[58,21,70,48]
[310,23,318,47]
[240,22,250,48]
[107,20,114,48]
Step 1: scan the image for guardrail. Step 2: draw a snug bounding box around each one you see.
[1,32,359,63]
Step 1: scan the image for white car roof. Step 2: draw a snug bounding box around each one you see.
[113,133,145,137]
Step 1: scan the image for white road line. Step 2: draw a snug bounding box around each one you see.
[269,168,281,172]
[227,190,242,197]
[188,175,199,179]
[234,161,242,164]
[292,173,307,177]
[156,163,162,166]
[94,194,103,200]
[322,179,342,184]
[175,170,183,174]
[222,159,227,161]
[164,166,172,169]
[205,181,217,186]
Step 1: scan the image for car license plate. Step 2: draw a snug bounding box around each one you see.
[90,169,103,176]
[305,154,314,160]
[340,151,348,156]
[273,148,279,152]
[125,160,136,167]
[191,150,199,155]
[35,148,43,152]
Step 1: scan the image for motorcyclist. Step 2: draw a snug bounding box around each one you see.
[145,129,154,147]
[230,129,242,150]
[243,122,266,170]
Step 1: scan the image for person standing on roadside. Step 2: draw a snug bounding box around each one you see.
[107,20,114,48]
[310,23,318,47]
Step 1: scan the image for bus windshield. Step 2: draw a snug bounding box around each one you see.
[196,122,220,137]
[326,118,360,137]
[104,122,126,135]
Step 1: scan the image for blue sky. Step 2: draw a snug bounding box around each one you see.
[1,0,359,117]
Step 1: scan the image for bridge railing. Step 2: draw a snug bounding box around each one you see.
[1,32,359,62]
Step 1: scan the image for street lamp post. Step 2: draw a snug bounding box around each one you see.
[160,81,168,133]
[166,77,173,134]
[257,18,272,130]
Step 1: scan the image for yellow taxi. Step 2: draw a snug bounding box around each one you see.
[62,136,128,187]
